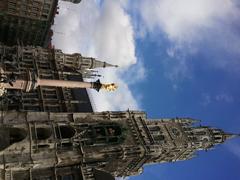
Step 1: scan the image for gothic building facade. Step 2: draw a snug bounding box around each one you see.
[0,0,60,47]
[0,43,237,180]
[0,1,237,180]
[0,44,116,112]
[0,110,236,180]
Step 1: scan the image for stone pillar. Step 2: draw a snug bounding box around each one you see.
[1,70,117,93]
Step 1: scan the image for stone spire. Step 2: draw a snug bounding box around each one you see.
[80,57,118,71]
[55,51,118,73]
[0,110,237,179]
[223,132,240,140]
[93,59,119,69]
[186,126,238,150]
[141,117,239,166]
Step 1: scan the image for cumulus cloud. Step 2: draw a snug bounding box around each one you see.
[137,0,240,81]
[139,0,238,43]
[53,0,143,111]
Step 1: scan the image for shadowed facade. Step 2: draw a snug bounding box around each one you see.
[0,110,237,179]
[0,0,59,47]
[0,44,117,112]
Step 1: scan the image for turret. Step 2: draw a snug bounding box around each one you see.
[141,117,239,165]
[54,51,118,74]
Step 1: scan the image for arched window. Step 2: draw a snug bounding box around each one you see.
[148,126,162,135]
[148,126,160,132]
[195,131,207,136]
[55,126,75,139]
[171,128,181,137]
[94,127,106,137]
[9,128,27,144]
[106,126,121,136]
[83,124,124,146]
[35,128,52,140]
[202,138,209,142]
[215,136,222,141]
[153,135,165,142]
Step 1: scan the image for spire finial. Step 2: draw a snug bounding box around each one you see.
[103,62,119,68]
[223,132,240,140]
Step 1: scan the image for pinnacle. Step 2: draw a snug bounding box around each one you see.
[103,61,119,68]
[224,132,240,140]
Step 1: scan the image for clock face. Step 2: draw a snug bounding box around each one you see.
[171,128,181,137]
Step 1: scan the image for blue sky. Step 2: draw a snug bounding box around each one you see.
[53,0,240,179]
[128,29,240,180]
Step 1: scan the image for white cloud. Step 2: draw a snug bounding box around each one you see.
[137,0,240,81]
[139,0,238,43]
[215,93,234,103]
[201,92,234,106]
[53,0,143,111]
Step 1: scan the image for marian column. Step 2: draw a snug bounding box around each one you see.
[0,69,117,95]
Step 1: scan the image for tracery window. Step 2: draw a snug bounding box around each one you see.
[84,124,123,146]
[153,135,165,142]
[171,128,181,137]
[148,126,162,135]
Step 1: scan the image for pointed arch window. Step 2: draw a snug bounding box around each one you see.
[153,135,165,142]
[38,128,51,140]
[148,126,160,132]
[171,128,181,137]
[106,126,121,136]
[84,124,124,146]
[32,128,52,140]
[195,131,207,136]
[215,136,222,141]
[55,126,76,139]
[148,126,162,135]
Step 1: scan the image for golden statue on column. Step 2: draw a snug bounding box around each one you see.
[0,67,118,96]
